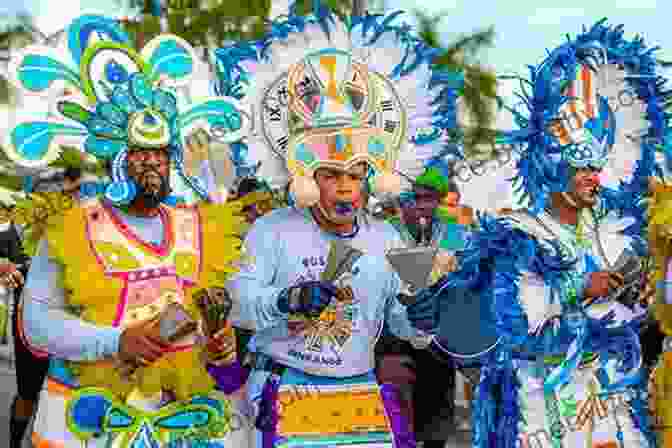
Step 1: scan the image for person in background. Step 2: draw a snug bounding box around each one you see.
[375,170,470,448]
[3,219,32,448]
[643,177,672,444]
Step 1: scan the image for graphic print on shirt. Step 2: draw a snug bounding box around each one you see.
[288,258,360,362]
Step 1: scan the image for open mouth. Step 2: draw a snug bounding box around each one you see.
[140,172,162,186]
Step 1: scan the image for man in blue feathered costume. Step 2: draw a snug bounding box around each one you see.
[407,19,668,448]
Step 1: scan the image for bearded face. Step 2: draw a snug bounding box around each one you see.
[126,148,171,209]
[313,163,368,225]
[566,166,601,208]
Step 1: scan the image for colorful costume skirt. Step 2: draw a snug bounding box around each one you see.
[32,370,254,447]
[515,357,651,448]
[246,359,415,448]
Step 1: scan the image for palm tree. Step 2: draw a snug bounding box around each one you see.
[0,14,34,104]
[291,0,353,16]
[413,9,497,159]
[117,0,273,49]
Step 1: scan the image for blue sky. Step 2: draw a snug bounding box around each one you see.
[388,0,672,75]
[3,0,672,76]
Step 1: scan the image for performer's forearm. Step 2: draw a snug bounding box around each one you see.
[387,296,428,342]
[22,296,122,361]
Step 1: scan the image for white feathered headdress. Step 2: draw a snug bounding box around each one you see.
[214,5,465,207]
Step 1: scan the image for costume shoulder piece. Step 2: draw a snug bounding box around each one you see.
[13,192,79,256]
[4,14,248,206]
[214,4,468,198]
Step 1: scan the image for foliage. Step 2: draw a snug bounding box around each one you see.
[413,9,497,157]
[0,169,23,191]
[291,0,353,17]
[0,14,34,103]
[52,146,108,177]
[118,0,273,48]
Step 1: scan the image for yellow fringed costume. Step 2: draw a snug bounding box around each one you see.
[30,197,249,447]
[647,178,672,447]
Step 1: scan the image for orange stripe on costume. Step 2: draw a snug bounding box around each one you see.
[567,77,583,128]
[32,432,65,448]
[45,378,73,397]
[582,65,595,118]
[548,120,571,145]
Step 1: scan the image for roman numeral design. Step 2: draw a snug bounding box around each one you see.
[276,86,289,105]
[297,76,314,95]
[384,120,398,133]
[265,104,282,121]
[277,135,289,151]
[380,100,394,112]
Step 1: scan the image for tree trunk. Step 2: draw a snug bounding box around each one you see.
[352,0,365,16]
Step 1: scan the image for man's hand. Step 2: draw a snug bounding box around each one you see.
[185,128,235,201]
[206,326,236,365]
[118,319,166,366]
[658,225,672,243]
[433,252,458,276]
[0,263,24,289]
[184,129,211,177]
[583,271,625,300]
[641,272,657,307]
[404,287,439,332]
[277,281,337,317]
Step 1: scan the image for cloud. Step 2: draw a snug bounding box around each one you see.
[494,78,518,130]
[527,7,586,26]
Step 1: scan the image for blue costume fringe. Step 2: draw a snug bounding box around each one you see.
[434,210,656,446]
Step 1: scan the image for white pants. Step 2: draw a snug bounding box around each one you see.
[32,378,255,447]
[516,360,650,448]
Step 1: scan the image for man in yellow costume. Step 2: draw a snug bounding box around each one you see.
[4,15,252,447]
[647,178,672,447]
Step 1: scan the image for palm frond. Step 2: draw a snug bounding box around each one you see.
[413,9,497,156]
[292,0,353,18]
[0,78,9,104]
[121,0,272,47]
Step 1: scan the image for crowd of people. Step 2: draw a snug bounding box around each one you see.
[0,6,671,448]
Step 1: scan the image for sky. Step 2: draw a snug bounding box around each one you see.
[388,0,672,75]
[3,0,672,72]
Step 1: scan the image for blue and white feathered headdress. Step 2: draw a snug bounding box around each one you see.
[213,3,465,205]
[501,19,666,218]
[4,15,248,205]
